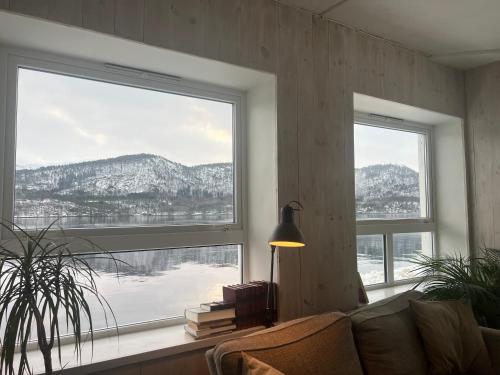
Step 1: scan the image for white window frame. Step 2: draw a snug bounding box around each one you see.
[355,112,436,289]
[0,47,246,333]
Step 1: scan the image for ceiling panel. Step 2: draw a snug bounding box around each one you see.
[279,0,500,69]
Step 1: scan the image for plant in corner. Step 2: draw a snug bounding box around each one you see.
[413,248,500,328]
[0,221,121,375]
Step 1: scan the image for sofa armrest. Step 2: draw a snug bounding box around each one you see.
[205,312,363,375]
[481,326,500,372]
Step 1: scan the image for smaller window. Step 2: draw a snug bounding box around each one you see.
[354,124,429,221]
[393,232,433,281]
[357,234,385,286]
[354,114,435,287]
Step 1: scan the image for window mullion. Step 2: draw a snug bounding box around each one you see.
[385,233,394,284]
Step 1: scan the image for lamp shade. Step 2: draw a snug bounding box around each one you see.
[268,203,305,247]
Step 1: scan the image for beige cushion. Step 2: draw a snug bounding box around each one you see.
[410,300,493,375]
[210,312,363,375]
[349,290,429,375]
[242,352,284,375]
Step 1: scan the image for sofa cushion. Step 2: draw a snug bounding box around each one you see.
[210,312,363,375]
[242,352,285,375]
[349,290,428,375]
[410,300,493,375]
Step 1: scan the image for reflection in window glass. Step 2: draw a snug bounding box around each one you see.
[357,234,385,286]
[354,124,427,220]
[15,68,234,229]
[82,245,240,330]
[394,232,433,281]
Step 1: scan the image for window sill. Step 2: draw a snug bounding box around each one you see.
[23,324,264,375]
[366,283,421,303]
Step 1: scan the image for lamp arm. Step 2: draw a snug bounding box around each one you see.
[265,245,276,327]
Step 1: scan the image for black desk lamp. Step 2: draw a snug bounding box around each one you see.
[265,201,305,327]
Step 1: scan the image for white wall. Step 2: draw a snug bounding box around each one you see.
[245,81,278,281]
[433,119,469,256]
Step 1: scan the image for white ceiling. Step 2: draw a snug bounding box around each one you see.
[279,0,500,69]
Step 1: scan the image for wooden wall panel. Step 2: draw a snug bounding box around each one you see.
[203,0,241,64]
[275,4,301,321]
[465,63,500,251]
[82,0,115,34]
[141,349,210,375]
[115,0,144,41]
[11,0,49,17]
[3,0,465,324]
[47,0,82,26]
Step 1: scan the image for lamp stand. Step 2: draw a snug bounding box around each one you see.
[265,245,276,328]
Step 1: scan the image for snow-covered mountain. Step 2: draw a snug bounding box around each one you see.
[16,154,232,196]
[355,164,420,218]
[15,154,233,219]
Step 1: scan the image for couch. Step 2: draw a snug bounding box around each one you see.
[206,290,500,374]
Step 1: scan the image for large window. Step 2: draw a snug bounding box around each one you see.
[15,67,235,229]
[0,49,245,329]
[354,113,434,287]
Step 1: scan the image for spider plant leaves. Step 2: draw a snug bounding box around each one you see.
[413,248,500,328]
[0,220,121,375]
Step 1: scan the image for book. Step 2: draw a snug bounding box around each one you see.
[185,307,235,323]
[184,323,236,339]
[186,318,234,331]
[200,301,235,312]
[223,281,272,328]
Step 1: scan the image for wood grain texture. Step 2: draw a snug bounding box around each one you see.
[82,0,115,34]
[239,0,277,72]
[11,0,49,17]
[275,4,302,321]
[92,364,141,375]
[47,0,82,26]
[203,0,241,65]
[6,0,465,324]
[465,62,500,251]
[140,349,210,375]
[115,0,144,41]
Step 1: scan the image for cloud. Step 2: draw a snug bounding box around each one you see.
[46,107,108,146]
[16,68,234,167]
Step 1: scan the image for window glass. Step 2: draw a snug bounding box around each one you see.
[354,124,427,220]
[15,68,234,229]
[393,232,432,281]
[357,234,385,286]
[82,244,241,329]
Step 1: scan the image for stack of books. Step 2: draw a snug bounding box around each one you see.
[184,301,236,339]
[223,281,276,329]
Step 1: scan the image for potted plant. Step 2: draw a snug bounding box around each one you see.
[0,222,121,374]
[413,248,500,328]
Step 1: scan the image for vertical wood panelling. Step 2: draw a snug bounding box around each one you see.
[0,0,9,10]
[47,0,82,26]
[115,0,144,41]
[465,63,500,250]
[4,0,465,325]
[82,0,115,34]
[143,0,171,49]
[11,0,49,17]
[239,0,277,72]
[167,0,205,56]
[203,0,241,65]
[276,4,301,321]
[294,9,314,316]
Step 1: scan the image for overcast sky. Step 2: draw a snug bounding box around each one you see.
[354,123,420,171]
[16,68,233,168]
